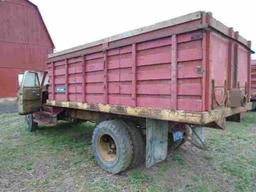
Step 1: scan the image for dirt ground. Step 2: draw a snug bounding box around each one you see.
[0,112,255,192]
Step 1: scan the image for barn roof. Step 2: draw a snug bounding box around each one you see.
[25,0,55,48]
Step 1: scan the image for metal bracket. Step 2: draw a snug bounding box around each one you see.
[196,66,205,75]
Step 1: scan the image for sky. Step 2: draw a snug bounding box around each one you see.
[31,0,256,58]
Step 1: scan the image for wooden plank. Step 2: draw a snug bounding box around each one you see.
[132,44,137,106]
[233,32,239,88]
[46,100,252,125]
[51,62,55,100]
[146,119,168,168]
[65,59,69,101]
[171,35,177,109]
[247,41,251,101]
[81,55,86,102]
[202,12,211,111]
[48,25,208,63]
[103,51,108,104]
[227,28,234,90]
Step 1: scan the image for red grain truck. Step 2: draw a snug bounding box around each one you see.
[18,11,253,174]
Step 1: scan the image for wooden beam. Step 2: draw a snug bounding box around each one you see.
[81,55,86,102]
[103,51,108,104]
[51,62,55,100]
[65,59,69,101]
[46,100,252,126]
[171,35,177,109]
[132,44,137,106]
[202,12,211,111]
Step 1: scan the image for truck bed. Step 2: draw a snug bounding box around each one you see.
[46,11,253,128]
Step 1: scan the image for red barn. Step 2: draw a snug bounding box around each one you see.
[0,0,54,99]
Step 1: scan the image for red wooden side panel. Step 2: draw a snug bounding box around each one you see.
[48,12,251,113]
[237,47,248,88]
[49,31,204,112]
[209,31,250,106]
[177,34,203,111]
[209,33,229,107]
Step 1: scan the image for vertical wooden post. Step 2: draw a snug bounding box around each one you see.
[146,119,168,168]
[233,32,239,88]
[247,41,252,101]
[171,35,177,109]
[103,51,108,104]
[65,59,69,101]
[51,62,55,100]
[202,12,211,111]
[202,31,211,111]
[81,55,86,103]
[132,44,137,107]
[227,28,234,90]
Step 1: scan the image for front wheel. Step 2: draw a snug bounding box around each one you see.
[25,114,38,132]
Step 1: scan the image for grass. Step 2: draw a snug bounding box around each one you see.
[129,170,151,185]
[0,112,256,192]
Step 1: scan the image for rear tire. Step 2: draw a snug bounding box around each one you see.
[124,121,145,168]
[25,114,38,132]
[92,120,133,174]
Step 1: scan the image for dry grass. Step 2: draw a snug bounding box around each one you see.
[0,112,255,192]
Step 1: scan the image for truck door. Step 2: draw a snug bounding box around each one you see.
[18,71,41,115]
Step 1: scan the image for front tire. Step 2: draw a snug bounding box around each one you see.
[25,114,38,132]
[92,120,133,174]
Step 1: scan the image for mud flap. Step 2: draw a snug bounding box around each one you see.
[146,119,168,168]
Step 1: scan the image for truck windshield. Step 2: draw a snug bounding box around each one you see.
[22,72,39,87]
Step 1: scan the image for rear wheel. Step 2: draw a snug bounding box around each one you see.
[124,121,145,168]
[25,114,38,132]
[92,120,133,174]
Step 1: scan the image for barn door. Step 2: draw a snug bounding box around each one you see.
[18,71,41,115]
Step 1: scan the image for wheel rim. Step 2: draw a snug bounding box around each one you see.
[98,134,117,163]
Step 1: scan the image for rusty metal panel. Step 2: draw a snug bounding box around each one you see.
[228,89,245,107]
[0,0,54,98]
[47,11,252,117]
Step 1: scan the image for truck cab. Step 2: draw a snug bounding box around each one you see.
[17,70,57,131]
[18,70,48,115]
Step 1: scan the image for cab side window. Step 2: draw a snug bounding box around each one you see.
[22,72,39,87]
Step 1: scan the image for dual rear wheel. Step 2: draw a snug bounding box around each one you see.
[92,120,145,174]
